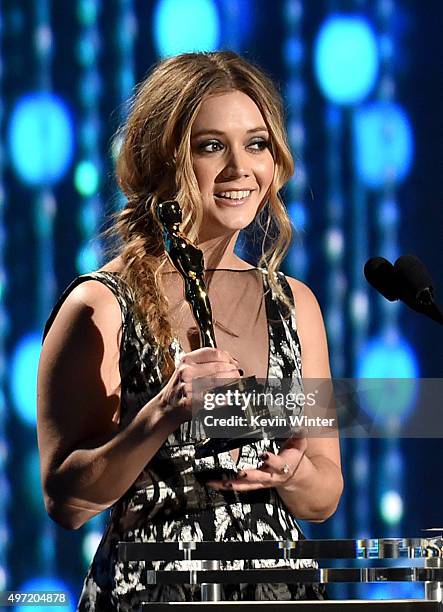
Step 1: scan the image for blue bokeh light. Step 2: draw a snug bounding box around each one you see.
[8,93,74,185]
[10,332,42,427]
[314,15,379,105]
[287,200,308,231]
[379,489,403,525]
[24,449,45,513]
[218,0,255,51]
[82,531,103,565]
[285,247,308,279]
[17,576,75,612]
[74,160,99,197]
[357,335,418,379]
[284,37,304,66]
[76,243,101,274]
[353,102,414,188]
[79,201,100,236]
[153,0,220,58]
[356,335,419,421]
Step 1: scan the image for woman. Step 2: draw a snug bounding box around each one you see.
[37,51,343,610]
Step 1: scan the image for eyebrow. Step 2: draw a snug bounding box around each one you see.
[191,126,269,138]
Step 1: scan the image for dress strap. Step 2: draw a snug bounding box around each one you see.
[260,269,294,316]
[262,269,303,380]
[275,270,295,309]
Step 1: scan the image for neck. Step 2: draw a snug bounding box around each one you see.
[197,232,244,269]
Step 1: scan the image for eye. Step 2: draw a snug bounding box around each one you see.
[248,138,270,151]
[198,140,223,153]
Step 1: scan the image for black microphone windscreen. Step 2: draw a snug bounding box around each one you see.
[393,255,435,307]
[394,255,434,291]
[364,257,399,301]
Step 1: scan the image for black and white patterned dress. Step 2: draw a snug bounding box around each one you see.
[43,268,325,610]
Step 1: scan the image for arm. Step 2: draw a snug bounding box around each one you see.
[37,280,182,530]
[275,278,343,522]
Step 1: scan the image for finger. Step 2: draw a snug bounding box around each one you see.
[193,362,242,378]
[257,451,284,472]
[280,435,308,454]
[206,478,271,492]
[238,457,299,481]
[258,450,301,479]
[224,481,268,492]
[235,467,279,482]
[176,384,192,411]
[180,362,239,389]
[191,366,243,396]
[182,348,239,366]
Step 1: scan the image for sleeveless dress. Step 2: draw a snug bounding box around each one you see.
[42,268,325,610]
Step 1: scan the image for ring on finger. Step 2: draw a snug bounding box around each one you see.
[281,463,291,475]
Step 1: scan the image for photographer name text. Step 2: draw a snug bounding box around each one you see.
[202,414,335,428]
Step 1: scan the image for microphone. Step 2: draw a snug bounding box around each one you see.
[394,255,435,307]
[364,257,399,301]
[364,255,443,325]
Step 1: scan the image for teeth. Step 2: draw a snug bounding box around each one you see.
[216,190,251,200]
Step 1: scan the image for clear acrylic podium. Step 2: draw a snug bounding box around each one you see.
[117,537,443,610]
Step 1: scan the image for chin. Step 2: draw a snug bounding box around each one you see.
[210,218,255,237]
[205,208,258,230]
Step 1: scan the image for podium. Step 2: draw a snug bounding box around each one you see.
[139,604,439,611]
[117,538,443,609]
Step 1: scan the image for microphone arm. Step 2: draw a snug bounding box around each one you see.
[364,255,443,326]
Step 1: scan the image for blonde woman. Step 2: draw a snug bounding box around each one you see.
[37,51,343,609]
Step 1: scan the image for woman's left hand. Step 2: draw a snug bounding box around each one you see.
[206,435,307,492]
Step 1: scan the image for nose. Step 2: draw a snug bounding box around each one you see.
[219,146,251,179]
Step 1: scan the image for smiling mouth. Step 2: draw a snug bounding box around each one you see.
[213,190,254,206]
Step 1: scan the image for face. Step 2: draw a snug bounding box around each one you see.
[190,90,275,242]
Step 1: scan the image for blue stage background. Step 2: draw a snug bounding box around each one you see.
[2,0,442,606]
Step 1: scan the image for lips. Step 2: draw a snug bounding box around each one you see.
[213,192,252,206]
[213,188,256,207]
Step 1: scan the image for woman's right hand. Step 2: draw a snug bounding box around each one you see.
[158,347,242,423]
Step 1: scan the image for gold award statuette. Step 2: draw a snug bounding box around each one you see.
[156,200,279,459]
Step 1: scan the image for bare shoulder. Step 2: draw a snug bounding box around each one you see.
[43,278,123,350]
[39,275,124,386]
[40,275,124,398]
[284,276,323,320]
[284,275,331,378]
[69,277,122,316]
